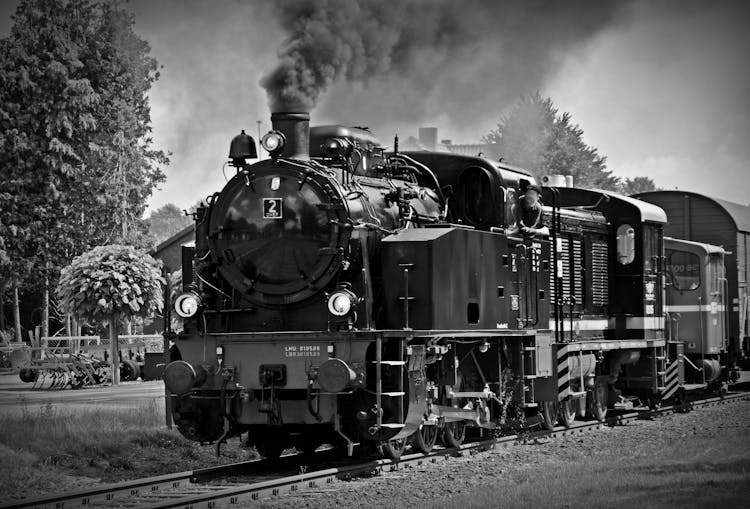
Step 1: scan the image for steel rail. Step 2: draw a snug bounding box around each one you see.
[0,453,299,509]
[4,391,749,509]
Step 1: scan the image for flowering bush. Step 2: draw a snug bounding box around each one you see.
[57,245,164,322]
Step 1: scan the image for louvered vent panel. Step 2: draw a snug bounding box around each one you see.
[550,237,571,305]
[591,240,609,307]
[572,239,584,305]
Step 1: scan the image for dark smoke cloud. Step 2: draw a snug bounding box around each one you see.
[4,1,744,209]
[260,0,620,114]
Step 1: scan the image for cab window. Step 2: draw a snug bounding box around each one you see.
[459,167,493,225]
[504,187,517,230]
[616,224,635,265]
[666,250,700,291]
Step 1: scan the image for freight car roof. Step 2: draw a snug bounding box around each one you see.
[634,190,750,233]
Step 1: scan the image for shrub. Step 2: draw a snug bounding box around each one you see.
[56,245,164,323]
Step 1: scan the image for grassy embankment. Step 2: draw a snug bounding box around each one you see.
[434,417,750,509]
[0,399,249,502]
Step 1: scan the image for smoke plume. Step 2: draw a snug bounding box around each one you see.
[260,0,619,116]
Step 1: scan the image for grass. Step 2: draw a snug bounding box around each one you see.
[0,399,251,502]
[430,427,750,509]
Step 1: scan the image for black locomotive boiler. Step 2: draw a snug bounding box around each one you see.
[162,111,739,460]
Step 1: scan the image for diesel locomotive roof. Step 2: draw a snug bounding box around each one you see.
[596,191,668,223]
[545,187,667,224]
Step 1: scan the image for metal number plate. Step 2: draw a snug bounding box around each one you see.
[263,198,283,219]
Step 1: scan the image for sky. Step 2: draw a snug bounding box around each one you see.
[1,0,748,213]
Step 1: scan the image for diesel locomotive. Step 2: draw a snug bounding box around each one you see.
[162,111,743,459]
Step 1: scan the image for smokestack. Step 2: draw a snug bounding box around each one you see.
[270,112,310,160]
[418,127,438,151]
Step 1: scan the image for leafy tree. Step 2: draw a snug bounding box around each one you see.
[56,245,164,384]
[148,203,192,245]
[0,0,167,339]
[484,93,619,190]
[620,176,657,196]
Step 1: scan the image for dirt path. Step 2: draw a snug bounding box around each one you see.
[257,399,750,509]
[0,374,165,414]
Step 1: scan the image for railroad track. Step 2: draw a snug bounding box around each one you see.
[5,391,749,509]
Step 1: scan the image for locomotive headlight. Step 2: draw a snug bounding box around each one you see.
[261,131,285,154]
[327,289,357,317]
[174,291,201,318]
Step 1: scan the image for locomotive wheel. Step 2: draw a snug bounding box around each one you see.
[297,437,322,456]
[587,381,608,422]
[411,423,438,454]
[120,359,139,381]
[576,396,587,418]
[300,444,319,456]
[716,384,727,399]
[540,400,559,430]
[255,440,286,460]
[647,394,662,410]
[70,374,85,389]
[377,437,407,460]
[19,368,38,383]
[559,399,577,428]
[441,421,466,448]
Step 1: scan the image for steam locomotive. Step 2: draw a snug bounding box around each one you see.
[162,112,744,460]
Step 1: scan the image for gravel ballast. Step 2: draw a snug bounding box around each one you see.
[257,399,750,509]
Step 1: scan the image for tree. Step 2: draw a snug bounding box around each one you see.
[0,0,167,341]
[148,203,192,245]
[484,93,619,190]
[620,176,657,196]
[56,245,164,384]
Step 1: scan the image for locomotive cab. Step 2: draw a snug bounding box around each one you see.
[396,151,534,231]
[665,237,728,385]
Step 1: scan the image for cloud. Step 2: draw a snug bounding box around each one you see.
[2,1,747,210]
[544,0,750,203]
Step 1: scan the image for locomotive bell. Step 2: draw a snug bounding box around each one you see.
[229,129,257,166]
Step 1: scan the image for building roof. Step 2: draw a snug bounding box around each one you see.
[149,225,194,257]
